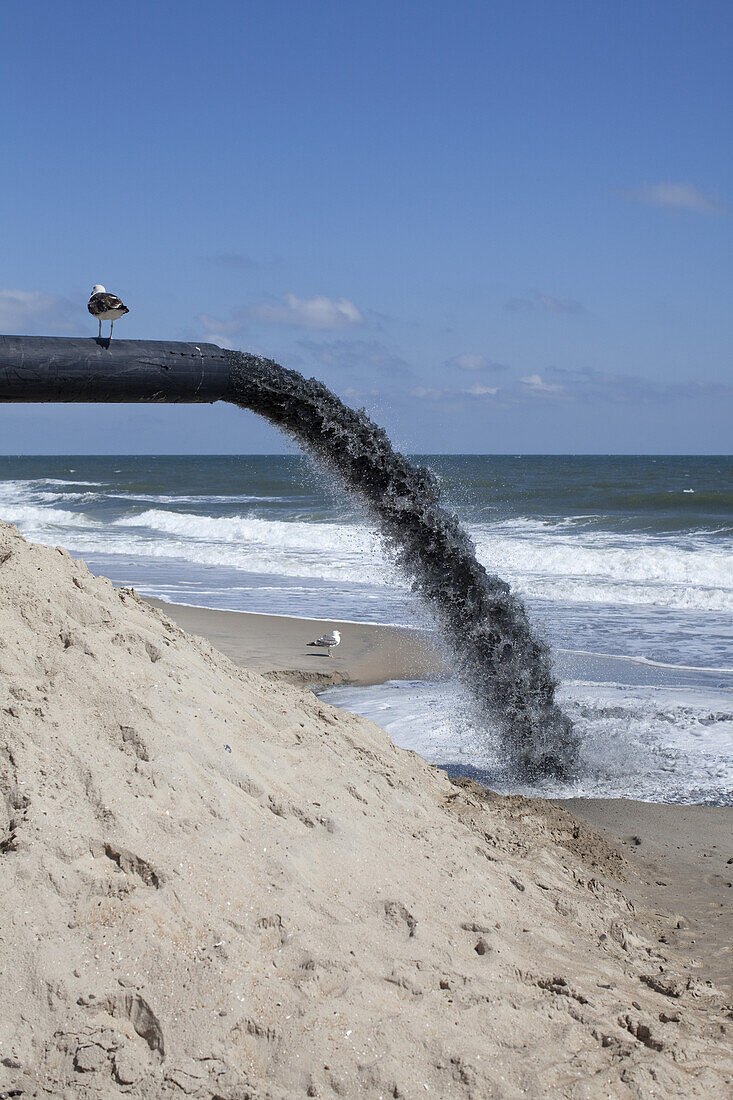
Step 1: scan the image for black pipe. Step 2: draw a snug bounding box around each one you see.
[0,332,577,774]
[0,335,231,403]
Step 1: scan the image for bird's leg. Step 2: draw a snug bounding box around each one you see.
[110,320,114,339]
[98,318,102,338]
[328,649,332,658]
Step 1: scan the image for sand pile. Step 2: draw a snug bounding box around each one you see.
[0,520,729,1099]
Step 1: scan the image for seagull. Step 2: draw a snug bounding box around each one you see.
[307,628,341,658]
[87,284,130,339]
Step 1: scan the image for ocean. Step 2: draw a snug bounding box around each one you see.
[1,453,731,804]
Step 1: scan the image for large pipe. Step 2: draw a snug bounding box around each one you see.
[0,332,578,775]
[0,335,231,403]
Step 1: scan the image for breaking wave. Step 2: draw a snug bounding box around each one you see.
[0,492,730,613]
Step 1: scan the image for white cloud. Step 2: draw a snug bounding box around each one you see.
[505,292,584,315]
[546,365,733,404]
[411,382,499,401]
[623,182,722,213]
[410,385,446,400]
[0,288,80,334]
[461,383,498,397]
[408,365,732,409]
[247,294,363,330]
[446,353,508,372]
[196,313,242,349]
[520,373,563,395]
[299,338,414,378]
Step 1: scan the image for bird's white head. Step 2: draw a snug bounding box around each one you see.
[332,630,341,641]
[91,284,105,294]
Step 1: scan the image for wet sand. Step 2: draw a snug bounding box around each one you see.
[150,597,733,999]
[561,798,732,997]
[146,598,448,686]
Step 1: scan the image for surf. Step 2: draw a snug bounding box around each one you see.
[227,350,579,777]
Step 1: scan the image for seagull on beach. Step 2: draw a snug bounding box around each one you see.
[307,629,341,658]
[87,285,129,339]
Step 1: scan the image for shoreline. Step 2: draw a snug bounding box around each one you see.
[146,597,449,686]
[149,595,733,996]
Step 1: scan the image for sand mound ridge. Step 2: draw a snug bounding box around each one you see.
[0,520,729,1099]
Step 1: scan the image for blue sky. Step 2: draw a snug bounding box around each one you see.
[2,0,731,453]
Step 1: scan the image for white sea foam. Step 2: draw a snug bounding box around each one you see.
[0,502,96,530]
[1,478,104,489]
[114,508,375,549]
[39,478,103,487]
[103,509,733,613]
[107,492,294,505]
[558,648,733,675]
[474,525,731,586]
[107,509,388,581]
[465,519,733,611]
[322,677,733,804]
[1,484,731,614]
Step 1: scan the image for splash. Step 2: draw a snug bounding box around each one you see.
[227,351,578,776]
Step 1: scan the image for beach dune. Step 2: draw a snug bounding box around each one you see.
[0,519,730,1098]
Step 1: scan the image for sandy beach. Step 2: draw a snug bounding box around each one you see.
[1,524,731,1098]
[145,598,449,687]
[155,597,733,1000]
[561,799,732,999]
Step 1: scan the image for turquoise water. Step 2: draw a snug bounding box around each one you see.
[1,454,730,802]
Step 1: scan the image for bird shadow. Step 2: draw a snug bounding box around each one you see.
[94,337,111,350]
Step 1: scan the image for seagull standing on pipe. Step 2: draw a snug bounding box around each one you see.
[87,285,129,339]
[307,629,341,658]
